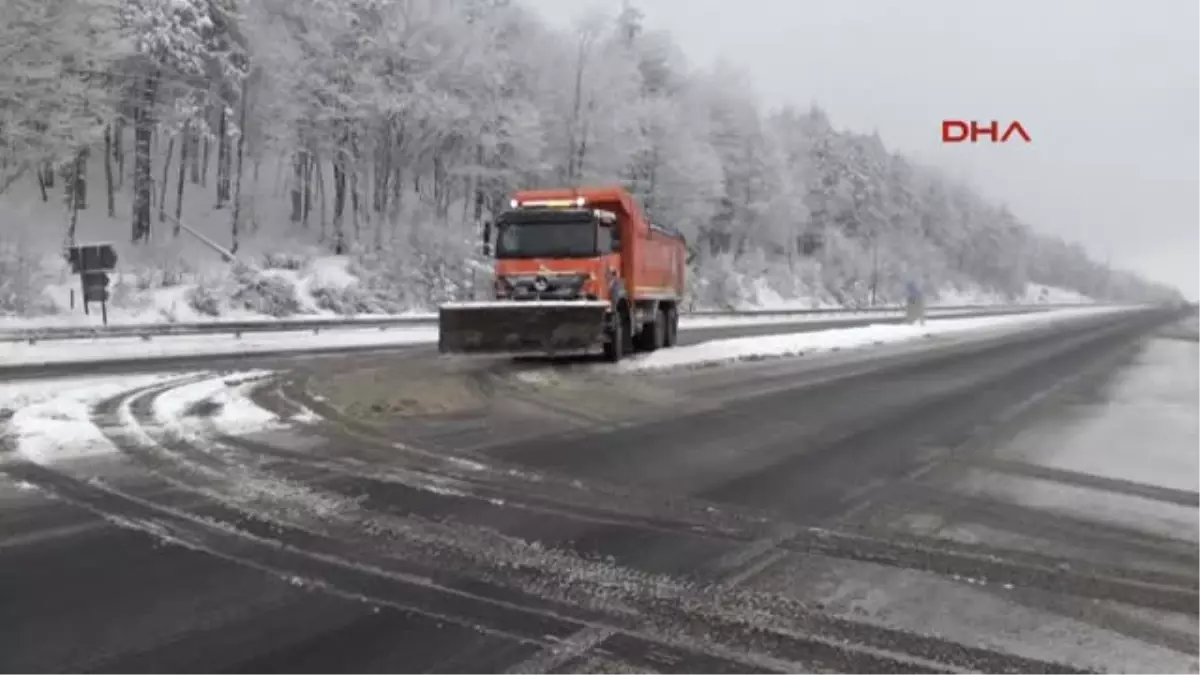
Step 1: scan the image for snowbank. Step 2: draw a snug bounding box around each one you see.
[679,306,992,329]
[1022,283,1094,305]
[617,306,1136,373]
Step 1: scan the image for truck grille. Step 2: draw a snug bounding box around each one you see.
[504,274,588,300]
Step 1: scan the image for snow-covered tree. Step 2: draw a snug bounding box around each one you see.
[0,0,125,198]
[0,0,1180,316]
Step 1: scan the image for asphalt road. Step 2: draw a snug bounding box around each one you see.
[0,306,1195,673]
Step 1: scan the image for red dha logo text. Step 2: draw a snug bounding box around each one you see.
[942,120,1031,143]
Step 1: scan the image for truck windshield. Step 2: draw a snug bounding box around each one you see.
[495,219,597,259]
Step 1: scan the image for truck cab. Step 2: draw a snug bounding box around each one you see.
[490,197,623,303]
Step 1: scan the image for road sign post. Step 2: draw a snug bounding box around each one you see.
[65,244,117,326]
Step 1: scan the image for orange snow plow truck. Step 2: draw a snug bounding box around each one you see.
[438,186,687,362]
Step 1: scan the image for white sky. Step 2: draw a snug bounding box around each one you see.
[525,0,1200,298]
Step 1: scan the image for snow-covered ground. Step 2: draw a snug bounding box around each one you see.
[617,306,1140,373]
[959,329,1199,542]
[2,256,434,330]
[0,246,1095,332]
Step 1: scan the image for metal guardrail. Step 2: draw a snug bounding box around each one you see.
[0,302,1098,345]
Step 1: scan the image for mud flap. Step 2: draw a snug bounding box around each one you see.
[438,301,611,356]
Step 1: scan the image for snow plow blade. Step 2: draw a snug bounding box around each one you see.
[438,301,611,356]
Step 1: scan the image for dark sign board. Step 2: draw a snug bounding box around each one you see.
[65,243,118,274]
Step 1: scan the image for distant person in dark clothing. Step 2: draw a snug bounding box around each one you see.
[906,280,926,325]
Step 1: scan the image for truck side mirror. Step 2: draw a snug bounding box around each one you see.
[481,220,492,255]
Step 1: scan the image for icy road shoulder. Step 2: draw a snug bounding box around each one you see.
[616,306,1143,373]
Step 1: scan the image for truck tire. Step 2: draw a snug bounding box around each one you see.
[632,314,664,353]
[663,306,679,347]
[604,310,625,362]
[650,308,666,351]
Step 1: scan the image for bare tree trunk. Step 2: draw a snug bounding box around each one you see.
[575,100,593,181]
[200,104,211,188]
[314,154,327,240]
[290,150,305,222]
[392,155,402,206]
[104,124,115,216]
[189,129,201,183]
[37,169,48,202]
[332,145,346,254]
[158,135,175,222]
[132,71,157,243]
[214,108,228,208]
[374,125,390,215]
[565,37,589,183]
[350,132,361,245]
[174,121,189,234]
[433,153,449,222]
[303,152,313,226]
[65,149,85,247]
[113,117,125,189]
[231,80,249,254]
[76,148,88,209]
[473,143,485,224]
[869,235,879,306]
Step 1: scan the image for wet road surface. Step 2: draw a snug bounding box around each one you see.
[1,307,1196,673]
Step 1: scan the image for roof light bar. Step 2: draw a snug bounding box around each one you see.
[514,197,588,209]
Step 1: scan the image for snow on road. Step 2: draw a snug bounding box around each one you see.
[2,373,197,464]
[754,552,1198,675]
[152,370,289,438]
[1028,337,1198,493]
[964,332,1199,543]
[1,368,292,467]
[619,306,1142,373]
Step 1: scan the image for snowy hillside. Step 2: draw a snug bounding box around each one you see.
[0,249,1097,331]
[0,0,1178,327]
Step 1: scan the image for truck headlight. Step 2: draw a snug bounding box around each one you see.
[580,275,599,298]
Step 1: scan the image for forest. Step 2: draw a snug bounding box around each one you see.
[0,0,1182,318]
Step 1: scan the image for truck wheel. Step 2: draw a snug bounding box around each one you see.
[663,306,679,347]
[604,311,624,362]
[633,315,664,353]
